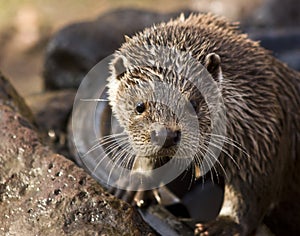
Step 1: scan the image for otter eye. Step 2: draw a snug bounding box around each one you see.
[136,102,146,114]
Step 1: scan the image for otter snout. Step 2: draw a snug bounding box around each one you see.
[150,125,181,148]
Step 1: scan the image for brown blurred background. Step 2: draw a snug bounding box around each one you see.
[0,0,298,97]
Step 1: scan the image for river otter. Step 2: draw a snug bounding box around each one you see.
[106,13,300,235]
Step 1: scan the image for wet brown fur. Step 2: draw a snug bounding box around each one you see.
[107,13,300,235]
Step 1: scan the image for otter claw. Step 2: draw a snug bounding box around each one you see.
[107,176,156,207]
[195,216,242,236]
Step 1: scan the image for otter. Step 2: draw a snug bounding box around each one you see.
[105,13,300,235]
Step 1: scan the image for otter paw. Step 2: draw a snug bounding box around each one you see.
[195,216,242,236]
[109,186,155,207]
[107,173,156,207]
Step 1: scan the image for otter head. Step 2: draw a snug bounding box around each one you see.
[107,45,224,169]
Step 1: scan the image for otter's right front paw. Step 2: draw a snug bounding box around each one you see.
[195,216,243,236]
[107,173,157,207]
[109,186,155,207]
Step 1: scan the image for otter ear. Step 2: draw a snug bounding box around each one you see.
[204,53,223,82]
[112,56,127,80]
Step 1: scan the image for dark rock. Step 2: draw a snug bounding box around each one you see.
[248,0,300,28]
[240,0,300,71]
[0,73,155,235]
[248,29,300,71]
[43,8,192,90]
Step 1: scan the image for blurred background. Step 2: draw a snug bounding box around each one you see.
[0,0,299,97]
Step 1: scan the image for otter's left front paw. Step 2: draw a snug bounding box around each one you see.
[195,216,242,236]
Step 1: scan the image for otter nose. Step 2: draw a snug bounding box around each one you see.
[151,127,181,148]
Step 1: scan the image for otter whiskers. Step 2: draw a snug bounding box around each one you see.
[80,98,109,102]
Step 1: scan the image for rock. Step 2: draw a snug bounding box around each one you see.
[248,0,300,28]
[0,73,155,235]
[43,8,192,90]
[0,72,35,124]
[248,28,300,71]
[26,90,76,157]
[242,0,300,72]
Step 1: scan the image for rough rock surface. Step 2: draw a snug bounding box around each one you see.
[0,73,155,235]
